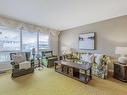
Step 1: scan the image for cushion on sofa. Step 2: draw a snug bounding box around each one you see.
[80,53,94,63]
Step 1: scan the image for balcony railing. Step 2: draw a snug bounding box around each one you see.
[0,51,11,62]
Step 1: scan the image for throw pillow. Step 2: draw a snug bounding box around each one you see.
[13,55,26,64]
[94,54,103,65]
[80,53,94,63]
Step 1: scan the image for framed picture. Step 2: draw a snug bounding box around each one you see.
[79,32,95,50]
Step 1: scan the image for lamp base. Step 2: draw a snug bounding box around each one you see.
[118,56,127,64]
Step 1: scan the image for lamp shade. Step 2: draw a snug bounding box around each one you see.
[115,47,127,55]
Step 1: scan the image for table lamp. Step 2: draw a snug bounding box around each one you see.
[115,47,127,64]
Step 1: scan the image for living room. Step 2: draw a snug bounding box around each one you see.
[0,0,127,95]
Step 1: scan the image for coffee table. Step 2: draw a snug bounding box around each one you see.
[54,60,92,84]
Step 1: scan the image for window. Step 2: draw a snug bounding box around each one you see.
[22,31,37,52]
[0,28,20,62]
[0,28,20,51]
[39,32,49,50]
[0,27,49,63]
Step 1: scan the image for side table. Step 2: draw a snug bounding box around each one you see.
[114,63,127,82]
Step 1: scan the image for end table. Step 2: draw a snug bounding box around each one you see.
[114,63,127,82]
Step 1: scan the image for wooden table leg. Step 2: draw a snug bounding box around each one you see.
[89,67,92,80]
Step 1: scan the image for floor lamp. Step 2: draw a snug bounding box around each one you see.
[36,54,43,70]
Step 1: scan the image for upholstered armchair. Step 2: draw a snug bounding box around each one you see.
[10,52,34,78]
[41,51,58,67]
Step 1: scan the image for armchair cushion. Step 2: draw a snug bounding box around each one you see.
[13,55,25,64]
[19,61,31,70]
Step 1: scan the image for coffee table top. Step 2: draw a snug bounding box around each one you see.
[54,60,92,70]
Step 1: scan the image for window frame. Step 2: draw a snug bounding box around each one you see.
[0,27,49,62]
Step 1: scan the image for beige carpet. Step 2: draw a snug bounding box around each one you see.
[0,68,127,95]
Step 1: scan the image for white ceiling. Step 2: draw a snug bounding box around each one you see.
[0,0,127,31]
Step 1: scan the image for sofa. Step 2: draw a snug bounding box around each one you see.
[41,51,58,67]
[10,52,34,78]
[62,52,111,79]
